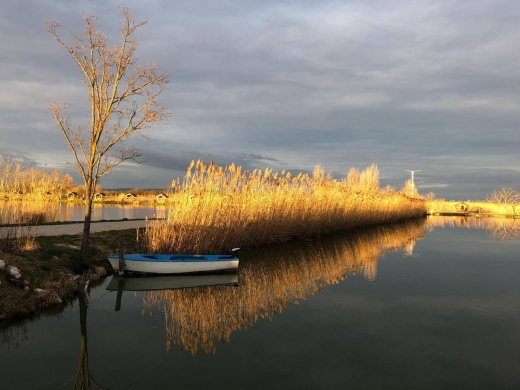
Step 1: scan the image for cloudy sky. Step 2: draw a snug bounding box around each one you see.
[1,0,519,199]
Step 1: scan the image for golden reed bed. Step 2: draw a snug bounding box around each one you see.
[143,161,427,254]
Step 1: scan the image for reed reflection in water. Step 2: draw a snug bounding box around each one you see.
[142,218,426,355]
[426,215,520,240]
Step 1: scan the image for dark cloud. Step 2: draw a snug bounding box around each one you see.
[1,0,519,199]
[0,148,40,167]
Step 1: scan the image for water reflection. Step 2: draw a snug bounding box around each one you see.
[0,203,169,224]
[136,219,426,355]
[0,323,28,351]
[106,273,239,311]
[58,204,168,222]
[62,294,106,390]
[426,215,520,240]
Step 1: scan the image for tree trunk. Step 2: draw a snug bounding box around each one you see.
[80,189,93,255]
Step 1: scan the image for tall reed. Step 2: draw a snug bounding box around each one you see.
[0,156,74,197]
[0,157,71,225]
[144,161,427,253]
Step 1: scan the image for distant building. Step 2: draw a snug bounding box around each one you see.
[94,192,107,201]
[156,193,169,203]
[67,191,79,201]
[124,193,138,202]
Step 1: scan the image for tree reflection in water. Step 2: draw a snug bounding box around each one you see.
[426,215,520,240]
[142,218,427,355]
[62,293,107,390]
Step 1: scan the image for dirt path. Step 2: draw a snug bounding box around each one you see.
[1,220,150,237]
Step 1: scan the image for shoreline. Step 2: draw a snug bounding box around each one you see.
[0,219,151,237]
[429,212,519,218]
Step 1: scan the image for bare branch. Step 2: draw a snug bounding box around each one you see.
[46,8,170,253]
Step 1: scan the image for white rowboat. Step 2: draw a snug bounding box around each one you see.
[107,252,239,274]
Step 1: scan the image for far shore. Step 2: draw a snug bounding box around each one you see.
[429,212,519,218]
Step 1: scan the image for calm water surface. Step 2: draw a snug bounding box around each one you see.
[1,217,519,389]
[56,204,169,221]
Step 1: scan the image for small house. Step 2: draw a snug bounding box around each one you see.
[124,193,138,202]
[67,191,79,201]
[94,192,107,201]
[156,193,169,203]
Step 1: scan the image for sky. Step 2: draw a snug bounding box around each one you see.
[1,0,519,200]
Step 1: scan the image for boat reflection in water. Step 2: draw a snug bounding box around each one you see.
[106,273,239,312]
[106,273,239,292]
[130,218,427,355]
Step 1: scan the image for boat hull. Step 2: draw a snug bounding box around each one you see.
[107,254,239,274]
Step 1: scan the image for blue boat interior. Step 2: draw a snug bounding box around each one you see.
[121,254,237,262]
[108,254,238,263]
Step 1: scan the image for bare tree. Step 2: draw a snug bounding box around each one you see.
[488,187,520,215]
[47,8,170,255]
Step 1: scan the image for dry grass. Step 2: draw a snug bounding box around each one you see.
[143,161,427,254]
[427,199,519,216]
[142,218,426,355]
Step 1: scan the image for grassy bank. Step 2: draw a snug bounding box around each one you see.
[0,229,140,321]
[144,162,427,253]
[427,199,519,216]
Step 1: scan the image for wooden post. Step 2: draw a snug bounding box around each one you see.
[118,240,125,276]
[115,277,125,311]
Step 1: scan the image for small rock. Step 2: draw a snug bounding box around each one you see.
[0,260,5,270]
[51,256,59,262]
[34,288,45,294]
[7,266,21,279]
[24,286,30,291]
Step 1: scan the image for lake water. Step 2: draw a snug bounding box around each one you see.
[56,204,169,221]
[1,216,519,389]
[0,203,168,225]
